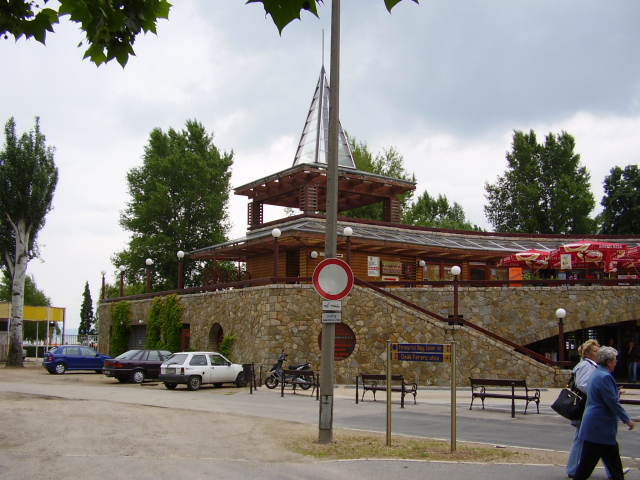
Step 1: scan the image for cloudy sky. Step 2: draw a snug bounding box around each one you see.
[2,0,639,332]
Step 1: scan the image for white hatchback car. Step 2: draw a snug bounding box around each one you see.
[158,352,246,391]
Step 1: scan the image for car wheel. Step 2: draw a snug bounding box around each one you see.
[54,363,66,375]
[95,370,102,374]
[131,370,146,384]
[164,382,177,390]
[213,383,223,388]
[186,376,201,391]
[265,376,278,389]
[117,378,128,383]
[235,372,247,388]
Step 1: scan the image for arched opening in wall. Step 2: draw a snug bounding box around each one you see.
[208,323,224,351]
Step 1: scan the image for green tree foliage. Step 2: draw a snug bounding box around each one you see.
[112,120,233,292]
[247,0,419,33]
[78,281,95,338]
[342,135,415,221]
[144,297,163,349]
[219,333,235,360]
[484,130,596,234]
[1,0,171,67]
[110,301,131,357]
[402,191,481,231]
[0,117,58,366]
[597,165,640,234]
[3,0,417,66]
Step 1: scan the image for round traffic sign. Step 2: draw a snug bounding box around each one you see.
[312,258,354,300]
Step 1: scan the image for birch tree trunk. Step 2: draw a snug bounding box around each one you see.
[7,218,30,366]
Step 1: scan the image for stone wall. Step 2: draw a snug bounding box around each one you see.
[394,285,640,346]
[99,284,573,387]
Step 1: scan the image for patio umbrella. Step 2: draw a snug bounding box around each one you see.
[554,240,627,273]
[497,249,550,270]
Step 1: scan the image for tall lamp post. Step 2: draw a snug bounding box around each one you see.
[177,251,185,290]
[101,270,106,300]
[145,258,154,293]
[451,265,461,320]
[272,228,281,282]
[343,227,353,265]
[419,260,425,284]
[118,265,126,297]
[556,308,566,362]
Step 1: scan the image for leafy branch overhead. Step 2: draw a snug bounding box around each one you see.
[247,0,419,33]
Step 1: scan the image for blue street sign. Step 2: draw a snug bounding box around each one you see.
[391,343,451,362]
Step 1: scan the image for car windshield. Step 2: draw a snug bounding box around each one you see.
[164,354,188,366]
[115,350,142,360]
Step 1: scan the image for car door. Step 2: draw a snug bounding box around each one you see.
[146,350,164,378]
[208,354,235,383]
[188,354,211,383]
[80,347,102,369]
[61,346,82,369]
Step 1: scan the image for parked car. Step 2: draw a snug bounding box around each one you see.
[42,345,112,375]
[158,352,246,391]
[103,349,172,384]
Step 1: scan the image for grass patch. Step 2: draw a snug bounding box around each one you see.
[287,432,529,463]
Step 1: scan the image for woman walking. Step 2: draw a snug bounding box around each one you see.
[574,347,635,480]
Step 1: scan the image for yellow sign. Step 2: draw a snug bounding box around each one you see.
[0,303,65,322]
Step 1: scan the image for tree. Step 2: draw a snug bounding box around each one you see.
[0,117,58,366]
[484,130,596,234]
[79,281,95,340]
[342,135,416,221]
[597,165,640,234]
[2,0,417,67]
[112,120,233,291]
[0,272,54,341]
[402,191,482,231]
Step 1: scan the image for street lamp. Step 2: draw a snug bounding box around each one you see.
[272,228,281,282]
[101,270,106,300]
[177,251,185,290]
[556,308,567,362]
[343,226,353,265]
[118,265,126,297]
[145,258,154,293]
[451,266,461,320]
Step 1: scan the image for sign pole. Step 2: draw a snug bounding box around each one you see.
[386,339,391,447]
[451,342,456,452]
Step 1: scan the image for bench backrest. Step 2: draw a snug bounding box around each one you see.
[361,374,405,382]
[470,377,527,388]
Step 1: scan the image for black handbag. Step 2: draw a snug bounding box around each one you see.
[551,373,586,421]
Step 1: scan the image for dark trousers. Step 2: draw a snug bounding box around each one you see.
[574,440,624,480]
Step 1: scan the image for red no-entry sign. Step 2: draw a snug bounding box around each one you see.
[312,258,354,300]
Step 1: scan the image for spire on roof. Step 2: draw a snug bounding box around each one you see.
[293,66,356,169]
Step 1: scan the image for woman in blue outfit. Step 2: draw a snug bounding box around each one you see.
[574,347,635,480]
[566,340,609,478]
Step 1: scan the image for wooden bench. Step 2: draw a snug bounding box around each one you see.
[280,369,319,399]
[469,377,540,418]
[617,383,640,406]
[357,373,417,408]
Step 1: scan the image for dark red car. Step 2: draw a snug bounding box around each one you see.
[103,349,172,384]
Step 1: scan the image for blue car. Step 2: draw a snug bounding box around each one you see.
[42,345,112,375]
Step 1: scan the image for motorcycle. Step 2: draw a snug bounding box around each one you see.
[264,351,312,389]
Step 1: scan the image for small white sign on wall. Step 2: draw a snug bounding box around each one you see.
[368,256,380,277]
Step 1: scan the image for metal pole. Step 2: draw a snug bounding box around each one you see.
[146,267,152,293]
[273,237,279,282]
[558,318,565,362]
[451,342,456,452]
[177,258,184,290]
[453,275,459,319]
[386,340,392,446]
[119,271,124,297]
[319,0,341,445]
[346,236,351,265]
[101,273,106,300]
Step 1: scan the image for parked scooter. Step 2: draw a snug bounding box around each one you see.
[264,351,312,389]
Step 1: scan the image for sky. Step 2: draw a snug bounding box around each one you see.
[2,0,640,332]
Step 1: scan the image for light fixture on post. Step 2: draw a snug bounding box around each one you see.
[118,265,126,297]
[145,258,154,293]
[418,260,426,286]
[100,270,107,300]
[343,226,353,265]
[556,308,567,363]
[451,266,461,321]
[272,228,281,283]
[177,251,185,290]
[310,251,318,259]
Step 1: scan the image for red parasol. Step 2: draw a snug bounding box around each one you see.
[553,240,627,273]
[497,249,550,270]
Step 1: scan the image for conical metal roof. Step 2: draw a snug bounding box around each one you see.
[293,66,355,169]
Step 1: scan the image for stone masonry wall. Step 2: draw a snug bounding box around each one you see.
[99,284,574,387]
